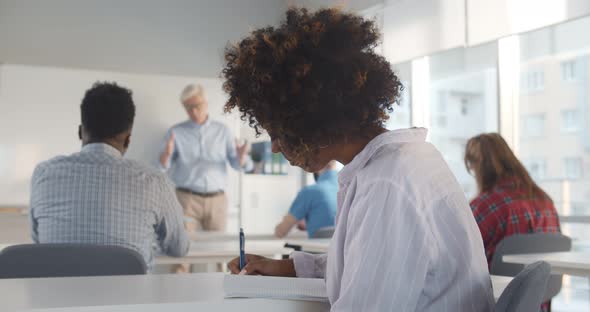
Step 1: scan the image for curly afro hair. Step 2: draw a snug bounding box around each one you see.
[223,7,403,159]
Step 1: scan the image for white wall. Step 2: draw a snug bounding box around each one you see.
[241,175,300,234]
[0,0,287,77]
[381,0,466,64]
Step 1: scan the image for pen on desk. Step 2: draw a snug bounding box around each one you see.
[239,227,246,271]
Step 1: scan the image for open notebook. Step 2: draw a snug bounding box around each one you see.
[223,275,329,302]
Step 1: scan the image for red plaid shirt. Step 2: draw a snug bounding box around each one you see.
[470,179,561,265]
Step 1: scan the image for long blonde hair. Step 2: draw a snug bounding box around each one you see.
[464,133,550,200]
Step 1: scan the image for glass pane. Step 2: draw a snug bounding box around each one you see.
[387,62,412,130]
[428,42,499,199]
[516,16,590,221]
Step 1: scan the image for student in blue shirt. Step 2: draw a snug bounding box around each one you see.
[274,161,338,238]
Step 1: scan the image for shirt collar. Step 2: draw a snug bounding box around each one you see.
[338,128,428,185]
[318,169,338,183]
[81,143,123,157]
[188,116,211,128]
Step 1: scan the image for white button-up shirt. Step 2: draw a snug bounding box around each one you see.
[292,128,494,311]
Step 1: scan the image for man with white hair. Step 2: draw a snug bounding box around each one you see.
[159,84,252,240]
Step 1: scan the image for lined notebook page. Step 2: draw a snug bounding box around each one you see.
[223,275,328,302]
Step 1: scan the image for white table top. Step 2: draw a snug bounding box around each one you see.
[0,273,329,311]
[156,240,294,265]
[190,231,307,242]
[503,252,590,277]
[1,272,512,311]
[28,300,323,312]
[284,239,331,253]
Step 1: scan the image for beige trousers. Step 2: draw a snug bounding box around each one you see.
[174,190,227,273]
[175,190,228,232]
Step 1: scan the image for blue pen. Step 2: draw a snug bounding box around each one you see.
[239,228,246,271]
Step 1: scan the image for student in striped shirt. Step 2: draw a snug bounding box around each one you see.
[224,8,494,311]
[29,82,189,270]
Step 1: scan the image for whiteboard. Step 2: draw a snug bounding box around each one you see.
[0,64,241,207]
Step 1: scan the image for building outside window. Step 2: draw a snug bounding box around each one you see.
[524,158,547,180]
[563,157,583,180]
[561,109,580,133]
[561,60,577,82]
[521,69,545,92]
[520,114,545,138]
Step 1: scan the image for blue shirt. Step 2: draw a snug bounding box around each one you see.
[30,143,190,270]
[289,170,338,237]
[159,119,253,193]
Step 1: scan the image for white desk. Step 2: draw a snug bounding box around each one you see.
[0,273,329,312]
[1,272,512,311]
[190,231,307,242]
[156,240,293,265]
[284,239,331,253]
[503,252,590,277]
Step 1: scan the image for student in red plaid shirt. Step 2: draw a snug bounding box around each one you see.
[465,133,560,312]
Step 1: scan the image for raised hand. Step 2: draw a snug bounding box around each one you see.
[235,139,248,166]
[160,132,176,167]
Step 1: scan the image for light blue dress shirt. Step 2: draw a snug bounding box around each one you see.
[159,119,253,193]
[29,143,190,270]
[289,170,338,237]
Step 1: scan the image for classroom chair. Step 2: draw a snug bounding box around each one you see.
[312,226,335,238]
[490,233,571,302]
[0,243,147,278]
[495,261,551,312]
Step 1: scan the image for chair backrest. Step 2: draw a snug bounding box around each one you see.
[312,226,335,239]
[495,261,551,312]
[490,233,571,301]
[0,243,147,278]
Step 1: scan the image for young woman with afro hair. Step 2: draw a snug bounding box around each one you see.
[226,8,494,311]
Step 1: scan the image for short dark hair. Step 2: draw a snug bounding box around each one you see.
[81,82,135,140]
[223,8,403,159]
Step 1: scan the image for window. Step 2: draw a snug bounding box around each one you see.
[515,16,590,268]
[563,157,582,180]
[385,62,412,130]
[460,98,469,115]
[427,43,498,198]
[524,159,547,181]
[520,114,545,138]
[560,60,576,81]
[521,70,545,92]
[561,109,579,132]
[436,116,447,128]
[437,99,447,113]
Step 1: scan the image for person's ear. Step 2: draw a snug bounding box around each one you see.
[124,134,131,149]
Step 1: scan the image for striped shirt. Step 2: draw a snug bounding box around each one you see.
[291,128,494,311]
[29,143,190,270]
[159,119,253,193]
